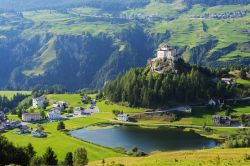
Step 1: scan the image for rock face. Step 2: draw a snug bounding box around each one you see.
[148,44,181,74]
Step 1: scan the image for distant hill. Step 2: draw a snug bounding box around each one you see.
[0,0,249,90]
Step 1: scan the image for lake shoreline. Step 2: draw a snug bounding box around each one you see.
[69,123,220,153]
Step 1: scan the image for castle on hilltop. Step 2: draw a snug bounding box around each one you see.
[149,44,181,73]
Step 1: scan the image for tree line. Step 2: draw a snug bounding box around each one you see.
[0,93,28,113]
[103,65,236,107]
[0,135,88,166]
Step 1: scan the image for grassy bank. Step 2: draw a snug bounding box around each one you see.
[90,148,250,166]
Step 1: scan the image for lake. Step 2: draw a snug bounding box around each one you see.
[69,125,218,153]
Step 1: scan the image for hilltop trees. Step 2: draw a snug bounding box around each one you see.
[104,65,235,107]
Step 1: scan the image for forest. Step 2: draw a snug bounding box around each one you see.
[103,61,236,107]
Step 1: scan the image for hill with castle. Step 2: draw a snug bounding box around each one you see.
[148,44,190,74]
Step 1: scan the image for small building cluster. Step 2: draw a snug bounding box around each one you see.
[191,10,247,19]
[117,114,129,122]
[0,116,22,133]
[73,100,98,117]
[31,128,46,138]
[47,100,68,121]
[221,78,236,85]
[212,115,231,126]
[14,125,30,135]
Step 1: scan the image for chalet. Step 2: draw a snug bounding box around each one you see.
[47,110,62,121]
[117,114,129,121]
[221,78,236,85]
[31,129,46,138]
[208,99,216,106]
[184,106,192,113]
[22,113,41,122]
[32,97,45,108]
[212,115,231,126]
[15,125,30,134]
[58,101,68,108]
[5,121,21,130]
[52,103,59,108]
[74,107,84,116]
[51,106,63,113]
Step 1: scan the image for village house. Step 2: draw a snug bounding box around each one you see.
[32,96,46,108]
[212,115,231,126]
[58,101,68,108]
[5,120,22,130]
[47,110,62,121]
[31,128,46,138]
[184,106,192,113]
[14,125,30,134]
[221,78,236,85]
[22,113,41,122]
[74,107,84,116]
[208,99,216,106]
[117,114,129,121]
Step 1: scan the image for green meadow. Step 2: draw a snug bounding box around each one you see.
[3,117,123,162]
[0,91,31,99]
[97,100,145,113]
[46,94,90,108]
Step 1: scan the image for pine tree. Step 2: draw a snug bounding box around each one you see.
[73,148,88,166]
[64,152,73,166]
[42,147,58,165]
[57,121,65,130]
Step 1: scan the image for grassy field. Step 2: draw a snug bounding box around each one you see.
[46,94,90,108]
[233,106,250,115]
[7,114,21,121]
[3,117,123,162]
[97,100,146,113]
[236,78,250,87]
[0,91,31,99]
[90,148,250,166]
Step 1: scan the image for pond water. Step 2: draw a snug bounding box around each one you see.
[69,125,218,153]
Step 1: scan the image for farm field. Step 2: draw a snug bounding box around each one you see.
[46,94,90,108]
[3,117,122,162]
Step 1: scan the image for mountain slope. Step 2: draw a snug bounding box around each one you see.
[0,0,249,89]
